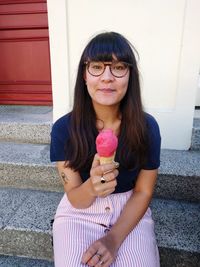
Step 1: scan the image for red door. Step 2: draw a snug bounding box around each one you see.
[0,0,52,105]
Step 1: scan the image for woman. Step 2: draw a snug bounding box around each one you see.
[50,31,161,267]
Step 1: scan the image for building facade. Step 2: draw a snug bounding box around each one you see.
[47,0,200,149]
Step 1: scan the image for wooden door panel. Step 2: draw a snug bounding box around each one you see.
[0,0,52,105]
[0,38,51,81]
[0,13,47,29]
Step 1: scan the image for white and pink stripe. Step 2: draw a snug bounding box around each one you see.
[53,190,160,267]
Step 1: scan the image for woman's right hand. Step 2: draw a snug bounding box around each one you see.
[89,154,119,198]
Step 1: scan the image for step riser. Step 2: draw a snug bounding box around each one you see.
[0,230,53,261]
[0,163,63,192]
[0,189,198,266]
[0,163,199,202]
[0,123,51,144]
[159,248,200,267]
[0,255,54,267]
[0,252,199,267]
[0,241,199,267]
[191,128,200,150]
[0,124,199,149]
[1,227,198,266]
[155,174,200,202]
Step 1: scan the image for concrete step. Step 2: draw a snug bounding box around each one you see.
[159,248,199,267]
[0,105,199,150]
[0,255,53,267]
[0,142,62,192]
[0,106,52,144]
[191,117,200,150]
[0,188,199,266]
[156,149,200,202]
[0,188,62,261]
[153,197,200,267]
[0,252,198,267]
[0,142,199,202]
[191,109,200,150]
[151,198,200,254]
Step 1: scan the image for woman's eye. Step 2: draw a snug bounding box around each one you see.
[114,63,126,70]
[91,63,103,70]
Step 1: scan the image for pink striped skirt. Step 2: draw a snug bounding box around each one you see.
[53,190,160,267]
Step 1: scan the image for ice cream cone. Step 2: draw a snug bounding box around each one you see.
[99,153,115,165]
[96,129,118,165]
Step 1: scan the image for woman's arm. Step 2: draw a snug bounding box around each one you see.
[57,161,96,208]
[82,168,158,267]
[108,169,158,247]
[56,154,118,209]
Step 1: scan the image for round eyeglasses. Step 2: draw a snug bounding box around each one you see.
[85,61,132,78]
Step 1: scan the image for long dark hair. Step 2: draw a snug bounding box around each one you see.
[66,32,148,171]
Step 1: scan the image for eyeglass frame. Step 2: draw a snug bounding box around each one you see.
[84,60,132,78]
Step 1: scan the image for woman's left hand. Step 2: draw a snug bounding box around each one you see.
[81,233,118,266]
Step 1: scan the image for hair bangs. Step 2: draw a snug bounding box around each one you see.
[83,32,134,64]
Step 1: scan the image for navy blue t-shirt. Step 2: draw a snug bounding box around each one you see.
[50,112,161,193]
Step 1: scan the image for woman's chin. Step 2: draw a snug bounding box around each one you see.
[93,99,120,107]
[92,94,121,106]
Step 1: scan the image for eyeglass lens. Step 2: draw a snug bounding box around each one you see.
[87,61,129,77]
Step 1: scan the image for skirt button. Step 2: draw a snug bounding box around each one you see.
[105,207,110,212]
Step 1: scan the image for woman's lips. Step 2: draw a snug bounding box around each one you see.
[98,88,115,93]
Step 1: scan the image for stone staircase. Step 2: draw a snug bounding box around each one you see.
[0,106,199,267]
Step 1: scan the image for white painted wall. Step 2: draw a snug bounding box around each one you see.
[47,0,70,117]
[47,0,200,149]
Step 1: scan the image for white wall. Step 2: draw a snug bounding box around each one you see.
[47,0,200,149]
[47,0,70,117]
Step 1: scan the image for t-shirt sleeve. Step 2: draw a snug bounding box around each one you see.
[50,115,69,162]
[142,114,161,170]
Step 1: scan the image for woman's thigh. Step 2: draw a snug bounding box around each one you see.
[53,193,160,267]
[111,213,160,267]
[53,218,104,267]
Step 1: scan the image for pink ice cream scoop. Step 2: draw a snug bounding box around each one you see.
[96,129,118,164]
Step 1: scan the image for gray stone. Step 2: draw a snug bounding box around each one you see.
[0,142,51,165]
[0,189,63,260]
[151,198,200,253]
[0,230,53,261]
[0,144,200,201]
[191,127,200,150]
[0,142,63,192]
[0,189,30,228]
[0,106,52,144]
[155,174,200,202]
[0,163,62,192]
[159,149,200,177]
[0,106,52,123]
[191,117,200,150]
[0,188,199,262]
[0,255,54,267]
[194,118,200,127]
[159,247,200,267]
[0,123,52,144]
[154,149,200,202]
[6,190,62,232]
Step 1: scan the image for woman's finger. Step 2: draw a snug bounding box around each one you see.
[91,153,100,169]
[81,246,97,264]
[103,169,119,182]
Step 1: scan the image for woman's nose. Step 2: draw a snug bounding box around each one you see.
[100,66,114,81]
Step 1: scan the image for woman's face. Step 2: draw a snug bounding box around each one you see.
[84,59,130,108]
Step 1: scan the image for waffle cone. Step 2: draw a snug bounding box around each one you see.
[99,153,115,165]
